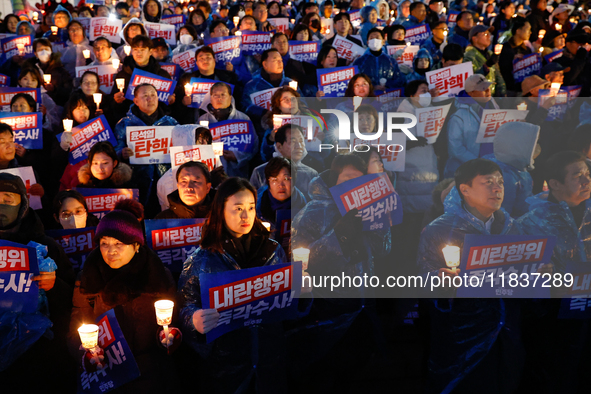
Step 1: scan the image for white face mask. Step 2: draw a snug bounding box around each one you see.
[418,92,432,107]
[238,10,245,18]
[368,38,383,52]
[59,213,87,229]
[37,49,52,63]
[179,34,193,45]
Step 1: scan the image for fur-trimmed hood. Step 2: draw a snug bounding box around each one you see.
[78,162,133,187]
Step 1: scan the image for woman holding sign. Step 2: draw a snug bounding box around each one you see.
[179,177,291,392]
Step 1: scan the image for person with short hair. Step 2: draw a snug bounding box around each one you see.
[417,158,523,393]
[498,16,534,94]
[401,1,427,28]
[421,21,447,66]
[551,30,591,90]
[60,20,95,78]
[89,36,119,66]
[432,43,464,69]
[151,37,171,63]
[447,10,474,49]
[464,25,506,96]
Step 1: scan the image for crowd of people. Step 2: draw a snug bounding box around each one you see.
[1,0,591,392]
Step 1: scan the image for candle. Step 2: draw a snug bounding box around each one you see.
[63,119,73,132]
[292,247,310,271]
[406,41,411,47]
[78,324,99,350]
[184,83,192,96]
[550,82,561,96]
[43,74,51,84]
[517,102,528,111]
[290,18,295,24]
[16,43,24,55]
[233,16,239,25]
[82,49,91,59]
[124,45,131,56]
[111,58,120,69]
[235,30,242,36]
[51,26,58,35]
[538,29,546,39]
[93,93,102,110]
[189,6,194,11]
[443,30,448,37]
[262,222,271,231]
[116,78,125,92]
[442,7,446,13]
[494,44,503,55]
[539,46,544,53]
[288,81,298,90]
[33,11,38,21]
[154,300,174,338]
[353,96,362,110]
[442,245,460,273]
[273,115,283,129]
[380,78,387,87]
[199,120,209,127]
[556,23,562,30]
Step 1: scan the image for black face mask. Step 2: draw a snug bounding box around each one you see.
[208,103,232,120]
[310,19,321,29]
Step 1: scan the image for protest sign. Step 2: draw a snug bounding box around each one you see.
[46,227,96,273]
[275,209,291,252]
[376,88,405,112]
[330,172,402,231]
[89,17,122,43]
[349,10,362,25]
[241,31,273,55]
[426,62,473,97]
[0,87,41,111]
[268,18,289,33]
[126,126,173,165]
[76,64,117,94]
[0,167,42,209]
[405,24,431,46]
[513,53,542,83]
[1,35,34,63]
[77,309,141,394]
[386,45,420,66]
[187,78,234,108]
[558,262,591,319]
[0,112,43,149]
[69,115,117,165]
[332,34,365,62]
[161,14,187,32]
[200,262,301,342]
[125,69,176,102]
[170,145,217,171]
[348,132,407,172]
[456,234,556,298]
[544,49,563,64]
[209,120,257,152]
[0,240,39,313]
[415,104,452,144]
[447,10,459,28]
[475,109,529,144]
[250,86,280,110]
[172,48,198,72]
[77,188,140,219]
[317,66,357,97]
[76,17,92,37]
[159,63,181,81]
[539,88,569,121]
[289,40,320,65]
[0,73,9,86]
[145,218,206,273]
[205,36,242,68]
[144,21,176,45]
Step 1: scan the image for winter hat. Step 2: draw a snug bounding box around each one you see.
[0,173,27,197]
[94,199,145,245]
[521,75,550,96]
[468,25,492,43]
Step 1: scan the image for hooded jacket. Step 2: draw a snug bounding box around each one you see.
[142,0,163,23]
[178,231,289,393]
[404,48,433,83]
[69,246,178,392]
[77,161,134,188]
[352,47,406,89]
[464,45,507,97]
[155,189,214,219]
[370,0,390,21]
[198,95,257,178]
[256,184,307,224]
[116,18,149,60]
[42,4,71,42]
[359,5,378,45]
[483,122,539,217]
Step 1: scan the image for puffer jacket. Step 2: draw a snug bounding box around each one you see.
[417,187,523,394]
[69,246,178,393]
[370,0,390,21]
[178,231,289,393]
[77,161,134,188]
[518,193,591,273]
[482,121,539,217]
[352,48,406,89]
[463,45,507,97]
[396,99,439,213]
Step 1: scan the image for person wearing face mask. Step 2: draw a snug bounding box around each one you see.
[23,38,73,107]
[52,190,99,229]
[404,48,434,83]
[155,161,215,219]
[353,28,405,91]
[359,5,379,45]
[464,25,507,97]
[301,12,324,41]
[199,83,257,178]
[171,25,200,56]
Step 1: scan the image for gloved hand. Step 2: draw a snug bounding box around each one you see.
[406,136,428,150]
[60,132,72,151]
[81,347,105,373]
[158,327,182,354]
[485,53,499,67]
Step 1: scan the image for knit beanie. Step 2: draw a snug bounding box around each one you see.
[94,199,145,245]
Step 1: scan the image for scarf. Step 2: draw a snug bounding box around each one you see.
[207,103,232,121]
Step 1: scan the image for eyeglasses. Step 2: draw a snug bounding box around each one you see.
[82,81,98,86]
[269,176,291,185]
[59,208,86,220]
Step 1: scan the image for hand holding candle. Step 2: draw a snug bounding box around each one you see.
[43,74,52,84]
[112,58,120,70]
[538,29,546,40]
[63,119,73,132]
[494,44,503,55]
[442,245,460,274]
[93,93,102,110]
[78,324,99,350]
[116,78,125,92]
[155,300,174,339]
[82,49,91,59]
[233,16,239,25]
[51,26,58,35]
[293,247,310,271]
[184,83,192,97]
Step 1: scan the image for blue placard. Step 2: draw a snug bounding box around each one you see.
[404,24,431,46]
[77,309,141,394]
[67,115,117,165]
[240,31,274,56]
[76,188,140,219]
[161,14,187,32]
[46,227,96,273]
[544,49,563,64]
[289,40,320,65]
[209,119,257,153]
[317,66,358,98]
[199,262,301,342]
[455,234,556,298]
[329,173,402,231]
[204,35,242,68]
[0,112,43,149]
[0,73,9,87]
[538,88,568,121]
[0,87,42,110]
[0,35,35,65]
[513,53,542,83]
[0,239,39,314]
[274,209,291,251]
[159,62,181,81]
[188,77,235,109]
[125,69,177,102]
[376,87,405,111]
[145,218,206,273]
[558,261,591,319]
[447,10,459,29]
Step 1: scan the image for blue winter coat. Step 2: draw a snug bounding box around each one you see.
[420,36,443,66]
[404,47,433,84]
[417,187,523,393]
[352,49,405,89]
[447,24,470,50]
[518,193,591,273]
[359,5,378,45]
[114,105,178,206]
[401,14,424,29]
[241,71,295,120]
[178,237,289,392]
